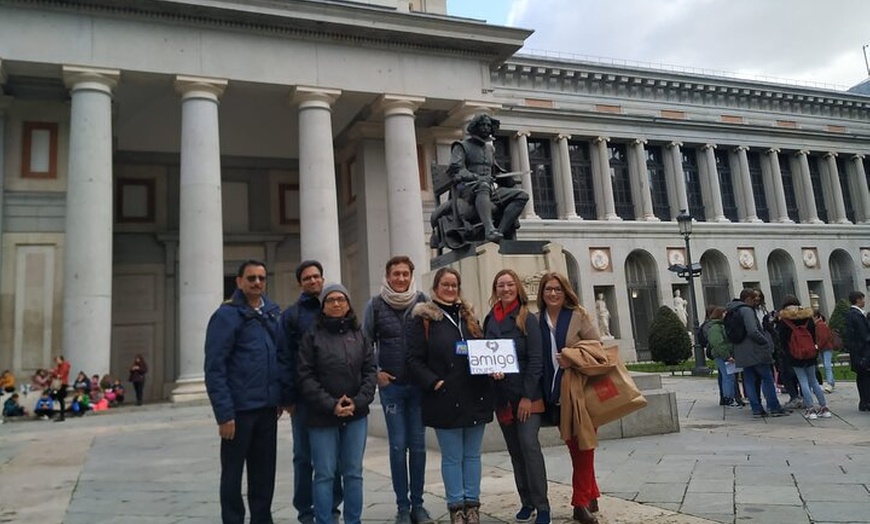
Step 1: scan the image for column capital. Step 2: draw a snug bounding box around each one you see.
[632,138,648,146]
[852,154,866,161]
[291,86,342,110]
[593,136,609,144]
[735,145,750,152]
[375,93,425,118]
[557,133,572,142]
[796,149,810,157]
[823,151,838,160]
[63,65,120,95]
[702,143,717,151]
[767,147,781,155]
[515,130,531,139]
[443,100,502,128]
[667,141,683,149]
[174,75,227,102]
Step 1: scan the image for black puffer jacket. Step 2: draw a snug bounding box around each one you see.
[483,306,543,409]
[362,293,427,384]
[297,315,377,428]
[406,301,493,429]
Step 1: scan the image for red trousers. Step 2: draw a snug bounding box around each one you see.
[566,437,599,508]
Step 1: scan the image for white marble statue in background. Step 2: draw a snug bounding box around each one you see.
[673,289,688,327]
[596,293,613,338]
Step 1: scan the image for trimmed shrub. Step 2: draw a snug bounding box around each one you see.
[829,299,849,337]
[649,305,692,365]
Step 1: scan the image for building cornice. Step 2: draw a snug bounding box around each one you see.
[492,56,870,121]
[2,0,532,63]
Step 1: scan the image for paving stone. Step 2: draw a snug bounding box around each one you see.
[686,478,733,493]
[735,485,801,505]
[635,483,687,504]
[735,504,811,523]
[805,501,870,522]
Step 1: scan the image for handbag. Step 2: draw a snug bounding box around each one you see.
[584,345,647,427]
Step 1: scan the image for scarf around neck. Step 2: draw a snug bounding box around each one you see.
[380,277,418,310]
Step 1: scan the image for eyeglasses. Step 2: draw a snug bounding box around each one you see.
[245,275,267,283]
[324,296,348,305]
[301,274,322,282]
[438,283,459,290]
[543,287,563,295]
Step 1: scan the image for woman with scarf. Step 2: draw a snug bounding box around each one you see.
[483,269,549,524]
[407,267,492,524]
[297,283,377,524]
[537,272,601,524]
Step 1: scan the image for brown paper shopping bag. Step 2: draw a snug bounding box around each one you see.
[584,345,647,427]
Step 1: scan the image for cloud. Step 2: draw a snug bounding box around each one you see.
[507,0,870,89]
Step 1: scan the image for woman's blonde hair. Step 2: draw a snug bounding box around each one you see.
[489,269,530,334]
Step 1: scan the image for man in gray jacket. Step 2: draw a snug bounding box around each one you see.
[726,288,788,418]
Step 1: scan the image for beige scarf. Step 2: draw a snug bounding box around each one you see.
[380,277,418,310]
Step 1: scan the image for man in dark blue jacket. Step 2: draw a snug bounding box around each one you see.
[845,291,870,411]
[205,259,291,524]
[282,260,342,524]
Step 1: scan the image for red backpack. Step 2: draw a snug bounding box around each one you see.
[781,319,817,360]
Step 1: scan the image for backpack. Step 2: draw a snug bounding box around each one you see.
[723,305,748,344]
[781,319,817,360]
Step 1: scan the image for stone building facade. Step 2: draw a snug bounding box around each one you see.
[0,0,868,399]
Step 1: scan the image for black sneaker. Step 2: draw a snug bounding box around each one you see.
[752,410,768,418]
[768,409,789,417]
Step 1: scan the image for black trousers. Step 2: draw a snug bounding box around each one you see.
[220,407,278,524]
[856,370,870,408]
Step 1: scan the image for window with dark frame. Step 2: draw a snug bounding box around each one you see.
[645,145,670,220]
[836,156,855,223]
[567,140,596,219]
[278,183,300,225]
[715,150,738,222]
[609,143,634,220]
[116,178,156,223]
[779,153,800,222]
[21,122,58,179]
[683,148,705,221]
[747,151,769,222]
[527,138,557,219]
[807,154,828,223]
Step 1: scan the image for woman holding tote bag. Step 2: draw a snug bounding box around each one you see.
[537,272,602,524]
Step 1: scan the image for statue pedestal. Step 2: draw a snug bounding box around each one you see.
[426,240,567,315]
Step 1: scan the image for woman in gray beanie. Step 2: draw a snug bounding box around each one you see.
[297,283,377,524]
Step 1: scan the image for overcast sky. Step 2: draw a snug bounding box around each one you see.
[446,0,870,90]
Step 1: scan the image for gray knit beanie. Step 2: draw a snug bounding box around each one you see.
[319,282,350,307]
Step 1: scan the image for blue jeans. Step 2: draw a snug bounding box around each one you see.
[821,350,835,386]
[434,425,486,508]
[742,363,782,414]
[379,384,427,511]
[309,417,368,524]
[292,402,342,523]
[715,358,736,399]
[793,365,827,408]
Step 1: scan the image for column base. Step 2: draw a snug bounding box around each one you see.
[171,377,208,403]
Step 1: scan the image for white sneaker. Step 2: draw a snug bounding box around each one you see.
[823,383,832,393]
[818,406,832,418]
[805,408,818,420]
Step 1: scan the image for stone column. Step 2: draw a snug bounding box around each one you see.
[380,94,429,271]
[666,142,688,219]
[173,75,227,402]
[735,146,760,222]
[556,134,578,219]
[292,87,342,277]
[701,144,727,222]
[823,152,849,224]
[515,131,539,219]
[765,148,791,223]
[630,139,656,220]
[795,150,822,224]
[61,66,119,376]
[593,136,619,220]
[850,155,870,224]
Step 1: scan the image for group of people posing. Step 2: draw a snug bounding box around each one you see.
[1,354,148,422]
[204,257,609,524]
[701,287,870,419]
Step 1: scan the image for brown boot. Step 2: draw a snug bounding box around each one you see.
[464,501,480,524]
[448,506,465,524]
[572,505,598,524]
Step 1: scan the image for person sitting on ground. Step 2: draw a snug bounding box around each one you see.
[99,374,112,391]
[31,368,51,392]
[34,390,55,420]
[90,374,104,403]
[0,369,16,394]
[110,379,126,406]
[73,371,90,392]
[3,393,28,418]
[70,388,90,416]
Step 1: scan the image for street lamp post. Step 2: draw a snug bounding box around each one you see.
[676,209,710,376]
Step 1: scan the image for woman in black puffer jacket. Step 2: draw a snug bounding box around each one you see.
[407,267,492,524]
[298,283,377,524]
